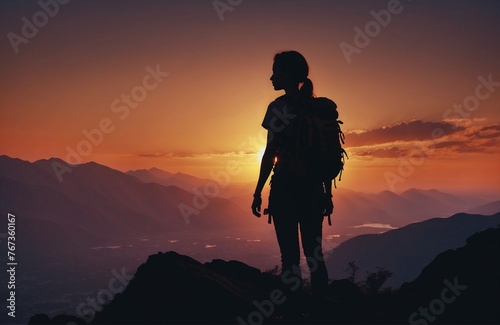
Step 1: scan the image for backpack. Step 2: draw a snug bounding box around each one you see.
[287,97,347,187]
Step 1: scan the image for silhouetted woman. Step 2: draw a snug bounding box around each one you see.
[252,51,331,320]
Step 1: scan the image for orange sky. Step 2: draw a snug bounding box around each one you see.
[1,0,499,195]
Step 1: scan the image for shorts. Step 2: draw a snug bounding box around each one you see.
[268,168,324,219]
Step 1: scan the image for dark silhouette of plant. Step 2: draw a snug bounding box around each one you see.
[362,267,393,294]
[264,265,281,276]
[344,260,360,283]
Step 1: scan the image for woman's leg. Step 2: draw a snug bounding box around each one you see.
[269,173,303,287]
[272,212,302,289]
[269,174,305,320]
[300,213,328,303]
[272,212,303,321]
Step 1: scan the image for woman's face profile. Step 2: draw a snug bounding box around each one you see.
[270,62,289,91]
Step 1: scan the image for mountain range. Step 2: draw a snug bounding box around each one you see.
[126,167,253,199]
[0,155,269,324]
[126,165,489,233]
[325,212,500,287]
[1,155,498,266]
[0,155,259,255]
[2,155,493,256]
[1,155,499,324]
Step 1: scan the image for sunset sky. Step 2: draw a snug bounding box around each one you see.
[1,0,499,196]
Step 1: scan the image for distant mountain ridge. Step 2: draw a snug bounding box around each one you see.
[1,155,495,249]
[126,168,211,192]
[126,164,493,237]
[325,212,500,287]
[0,155,256,253]
[467,199,500,215]
[127,167,253,198]
[330,187,487,228]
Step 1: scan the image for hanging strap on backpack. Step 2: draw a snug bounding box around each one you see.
[333,120,348,188]
[263,208,272,224]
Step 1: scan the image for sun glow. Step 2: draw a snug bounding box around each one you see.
[257,146,266,162]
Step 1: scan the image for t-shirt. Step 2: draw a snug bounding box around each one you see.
[261,95,300,167]
[261,96,298,132]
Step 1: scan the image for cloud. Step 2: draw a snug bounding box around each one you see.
[346,120,500,158]
[355,147,408,158]
[474,125,500,139]
[345,120,464,148]
[139,120,500,161]
[138,152,191,158]
[432,141,463,150]
[137,150,257,159]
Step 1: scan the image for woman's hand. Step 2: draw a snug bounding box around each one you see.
[251,194,262,217]
[252,132,277,218]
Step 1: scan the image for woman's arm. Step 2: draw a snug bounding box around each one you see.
[251,131,278,217]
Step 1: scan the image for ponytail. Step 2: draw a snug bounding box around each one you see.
[300,77,314,100]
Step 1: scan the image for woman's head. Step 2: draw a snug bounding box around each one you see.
[270,50,314,99]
